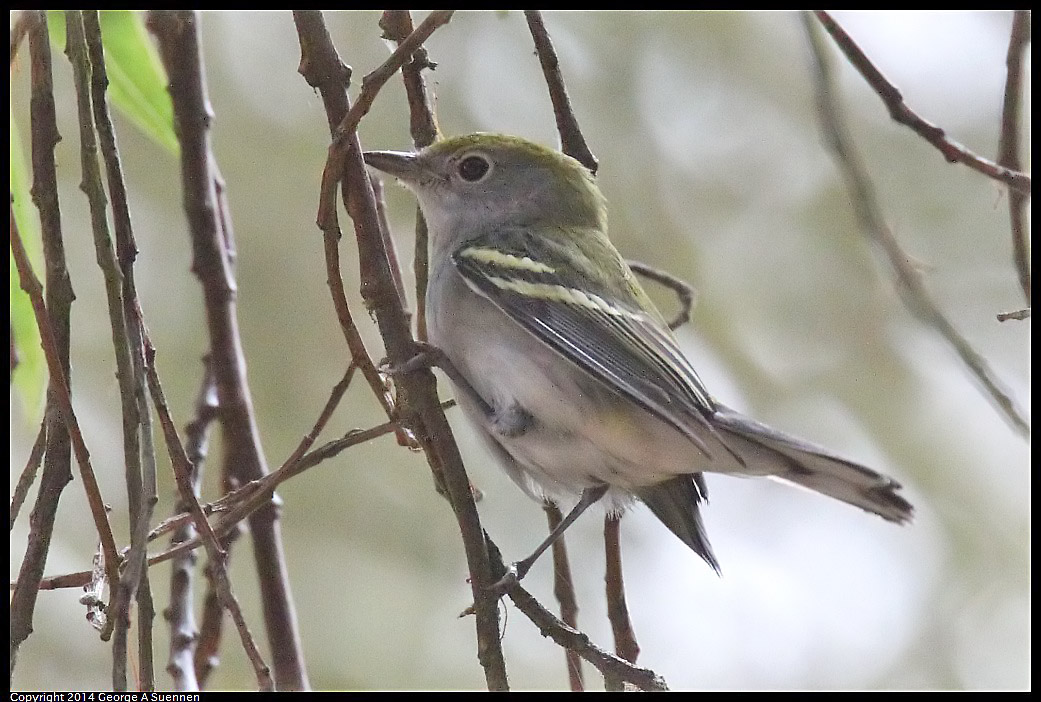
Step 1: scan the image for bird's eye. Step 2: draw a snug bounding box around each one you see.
[457,154,491,182]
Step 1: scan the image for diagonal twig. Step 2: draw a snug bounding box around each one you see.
[524,10,598,174]
[814,11,1030,196]
[803,12,1029,437]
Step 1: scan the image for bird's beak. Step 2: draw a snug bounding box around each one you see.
[362,150,423,184]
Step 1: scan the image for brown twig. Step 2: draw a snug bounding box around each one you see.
[487,539,668,691]
[9,420,47,530]
[294,11,404,442]
[11,12,122,671]
[996,10,1031,305]
[379,10,441,343]
[11,194,121,651]
[10,10,31,67]
[165,361,217,693]
[627,260,697,331]
[82,9,160,689]
[148,10,310,690]
[143,337,273,692]
[15,401,455,595]
[604,516,639,665]
[315,10,455,237]
[803,13,1029,438]
[63,11,147,687]
[813,11,1030,196]
[296,11,510,690]
[544,503,584,692]
[524,11,598,174]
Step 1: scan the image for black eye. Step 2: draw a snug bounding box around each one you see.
[457,155,491,182]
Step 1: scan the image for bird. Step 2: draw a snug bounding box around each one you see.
[363,133,913,584]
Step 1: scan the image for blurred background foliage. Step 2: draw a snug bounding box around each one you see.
[9,10,1029,691]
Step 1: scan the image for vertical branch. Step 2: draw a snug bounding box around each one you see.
[10,185,122,666]
[604,516,639,664]
[143,338,273,692]
[82,9,160,690]
[63,10,147,689]
[294,10,510,691]
[379,9,441,342]
[148,10,310,690]
[12,11,112,671]
[10,421,47,531]
[165,362,218,692]
[293,11,405,446]
[997,10,1031,306]
[544,503,584,692]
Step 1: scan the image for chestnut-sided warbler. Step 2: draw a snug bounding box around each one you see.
[364,133,912,580]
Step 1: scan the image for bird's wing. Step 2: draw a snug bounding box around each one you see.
[452,227,737,463]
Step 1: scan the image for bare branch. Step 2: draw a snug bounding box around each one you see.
[813,11,1030,196]
[82,10,160,688]
[544,503,584,691]
[604,516,639,665]
[379,10,442,343]
[143,336,273,692]
[524,11,598,173]
[9,421,46,531]
[149,10,309,689]
[803,13,1029,437]
[996,10,1031,304]
[488,539,668,691]
[627,260,697,331]
[294,11,510,691]
[11,13,121,670]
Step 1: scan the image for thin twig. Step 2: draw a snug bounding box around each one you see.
[15,401,455,594]
[148,10,309,690]
[487,538,668,691]
[997,308,1030,322]
[165,361,217,693]
[11,196,122,649]
[813,11,1030,196]
[143,337,274,692]
[604,516,639,664]
[63,11,145,688]
[524,10,598,174]
[996,10,1031,305]
[295,11,509,690]
[11,13,122,671]
[294,11,404,442]
[82,9,159,689]
[803,13,1030,438]
[544,503,584,692]
[627,260,697,331]
[9,421,47,530]
[316,10,455,236]
[379,10,441,343]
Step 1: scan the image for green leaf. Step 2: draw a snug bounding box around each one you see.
[9,111,46,419]
[49,10,178,154]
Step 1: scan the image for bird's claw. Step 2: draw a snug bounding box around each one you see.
[380,341,446,377]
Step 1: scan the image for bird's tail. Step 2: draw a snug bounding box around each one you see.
[636,474,721,574]
[712,405,914,524]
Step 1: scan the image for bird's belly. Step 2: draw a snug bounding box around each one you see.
[443,323,697,496]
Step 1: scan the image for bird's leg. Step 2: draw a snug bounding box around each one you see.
[490,483,610,593]
[383,341,496,419]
